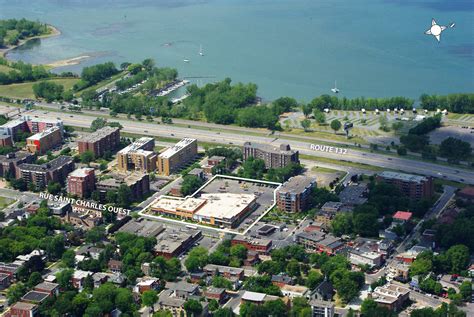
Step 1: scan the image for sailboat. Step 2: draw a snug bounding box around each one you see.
[331,80,340,93]
[199,44,204,56]
[183,59,190,63]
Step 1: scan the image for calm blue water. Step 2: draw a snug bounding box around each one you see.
[1,0,473,101]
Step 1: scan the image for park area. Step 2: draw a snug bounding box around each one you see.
[0,78,79,99]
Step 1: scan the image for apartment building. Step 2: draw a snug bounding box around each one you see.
[26,127,63,155]
[377,171,434,200]
[0,151,34,178]
[117,137,157,173]
[243,142,299,169]
[67,168,95,198]
[16,156,75,190]
[77,126,120,157]
[157,138,197,176]
[276,175,316,212]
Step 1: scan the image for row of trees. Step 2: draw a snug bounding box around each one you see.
[32,81,74,102]
[0,59,52,85]
[420,93,474,114]
[0,18,49,47]
[237,157,303,182]
[308,94,414,111]
[73,62,119,91]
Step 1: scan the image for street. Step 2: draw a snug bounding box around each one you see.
[13,107,474,185]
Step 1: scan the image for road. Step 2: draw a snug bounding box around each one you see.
[19,108,474,185]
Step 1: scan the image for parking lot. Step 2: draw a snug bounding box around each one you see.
[197,176,279,233]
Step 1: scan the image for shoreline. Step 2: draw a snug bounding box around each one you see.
[0,24,61,59]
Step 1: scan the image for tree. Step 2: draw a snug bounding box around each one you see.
[439,137,472,162]
[184,299,203,317]
[56,269,74,290]
[85,226,106,244]
[397,146,407,156]
[230,244,248,260]
[331,213,353,236]
[7,282,27,304]
[142,290,158,310]
[379,116,389,132]
[61,249,76,268]
[80,150,95,165]
[301,119,311,132]
[313,110,326,124]
[459,281,472,301]
[409,252,433,277]
[353,213,379,237]
[117,184,133,208]
[330,119,342,134]
[115,287,136,314]
[180,175,204,196]
[93,283,116,313]
[27,271,43,288]
[184,247,208,272]
[90,117,107,132]
[47,181,62,195]
[208,299,219,312]
[445,244,470,274]
[302,104,312,118]
[361,298,393,317]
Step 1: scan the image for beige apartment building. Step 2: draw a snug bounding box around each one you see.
[157,138,197,176]
[117,137,157,173]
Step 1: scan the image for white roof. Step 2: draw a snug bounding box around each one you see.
[195,193,256,221]
[242,291,266,302]
[69,168,94,178]
[27,126,60,140]
[158,138,196,159]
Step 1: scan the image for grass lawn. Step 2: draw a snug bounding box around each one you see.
[0,196,14,209]
[0,78,80,99]
[301,154,385,172]
[310,166,343,174]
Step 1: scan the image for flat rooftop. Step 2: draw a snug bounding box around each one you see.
[119,218,165,238]
[244,141,297,155]
[68,167,94,178]
[159,138,196,159]
[378,171,428,183]
[278,175,315,194]
[195,193,256,221]
[118,137,154,154]
[19,155,73,172]
[79,126,119,143]
[27,126,60,141]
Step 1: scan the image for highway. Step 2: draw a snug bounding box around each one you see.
[19,108,474,184]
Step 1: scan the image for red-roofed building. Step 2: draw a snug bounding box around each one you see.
[393,211,412,223]
[457,187,474,201]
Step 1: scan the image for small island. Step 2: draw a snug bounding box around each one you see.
[0,18,60,58]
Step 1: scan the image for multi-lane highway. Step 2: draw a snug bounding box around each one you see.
[16,108,474,184]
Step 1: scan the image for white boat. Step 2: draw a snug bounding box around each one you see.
[183,59,190,63]
[331,80,340,93]
[199,44,204,56]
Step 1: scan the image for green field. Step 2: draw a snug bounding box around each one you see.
[0,78,79,99]
[0,196,14,209]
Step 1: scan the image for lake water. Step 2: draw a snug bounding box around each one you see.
[1,0,473,101]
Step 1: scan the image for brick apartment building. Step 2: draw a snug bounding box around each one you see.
[16,156,75,190]
[231,235,272,254]
[67,167,95,198]
[243,142,299,169]
[276,175,316,212]
[377,171,434,200]
[77,126,120,158]
[26,127,63,155]
[0,116,63,142]
[117,137,157,173]
[0,151,34,178]
[96,172,150,201]
[157,138,198,176]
